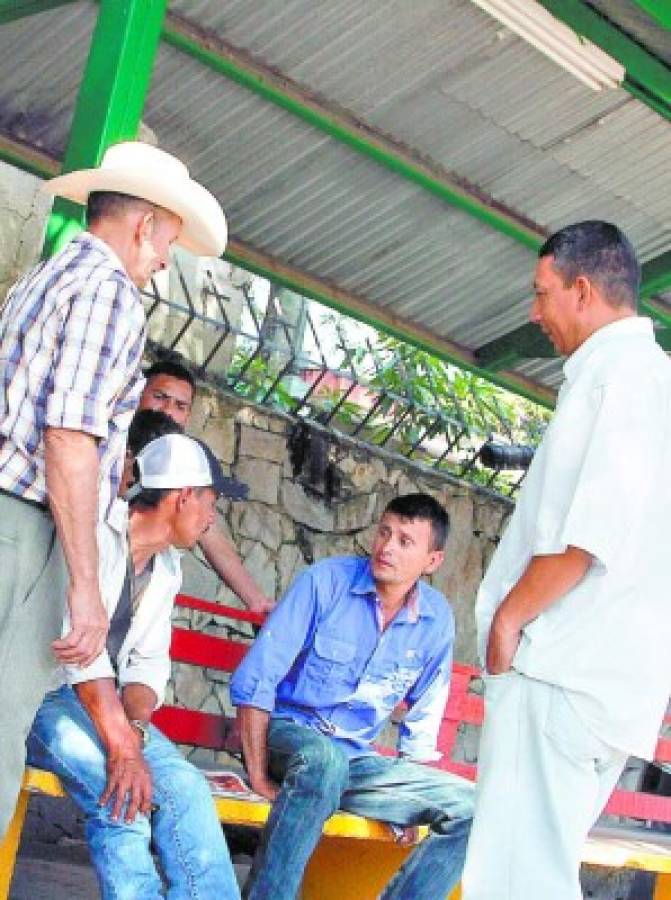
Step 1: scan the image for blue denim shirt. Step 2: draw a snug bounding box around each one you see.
[230,556,455,761]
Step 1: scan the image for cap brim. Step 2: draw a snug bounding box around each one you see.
[215,475,249,501]
[45,168,227,258]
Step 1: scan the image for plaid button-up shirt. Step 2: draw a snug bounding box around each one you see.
[0,231,146,517]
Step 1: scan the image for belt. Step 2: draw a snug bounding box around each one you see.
[0,487,48,512]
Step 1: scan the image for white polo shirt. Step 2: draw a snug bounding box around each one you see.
[476,316,671,759]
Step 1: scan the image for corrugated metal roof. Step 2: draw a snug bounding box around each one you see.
[0,0,669,401]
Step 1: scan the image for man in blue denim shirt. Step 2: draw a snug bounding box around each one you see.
[231,493,474,900]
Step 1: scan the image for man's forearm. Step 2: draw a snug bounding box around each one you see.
[487,546,592,673]
[44,427,100,589]
[199,526,274,612]
[496,546,593,631]
[75,679,153,821]
[238,705,279,800]
[75,679,139,751]
[121,683,158,724]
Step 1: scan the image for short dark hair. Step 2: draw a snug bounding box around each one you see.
[86,190,155,227]
[384,493,449,551]
[127,409,183,457]
[539,221,640,310]
[143,352,196,393]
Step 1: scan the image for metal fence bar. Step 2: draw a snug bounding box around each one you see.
[141,274,544,497]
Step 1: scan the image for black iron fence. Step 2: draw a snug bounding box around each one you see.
[142,261,548,497]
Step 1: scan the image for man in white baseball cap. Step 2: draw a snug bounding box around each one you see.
[0,141,227,836]
[26,433,244,899]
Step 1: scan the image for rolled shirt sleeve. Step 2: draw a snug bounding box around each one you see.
[230,569,320,711]
[531,381,663,571]
[398,625,453,762]
[45,277,145,440]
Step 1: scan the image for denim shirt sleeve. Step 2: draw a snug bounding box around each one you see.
[230,568,320,711]
[398,622,453,762]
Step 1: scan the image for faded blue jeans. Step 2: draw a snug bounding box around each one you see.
[27,685,240,900]
[244,718,474,900]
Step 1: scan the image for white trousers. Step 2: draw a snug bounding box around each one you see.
[461,671,627,900]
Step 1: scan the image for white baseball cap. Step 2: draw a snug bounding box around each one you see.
[127,434,247,500]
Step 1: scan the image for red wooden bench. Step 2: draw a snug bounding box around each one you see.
[3,593,671,899]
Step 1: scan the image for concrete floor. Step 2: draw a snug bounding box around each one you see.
[10,840,252,899]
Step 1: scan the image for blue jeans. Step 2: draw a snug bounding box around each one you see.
[26,685,240,900]
[244,718,474,900]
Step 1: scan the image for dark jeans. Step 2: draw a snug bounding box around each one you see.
[244,718,474,900]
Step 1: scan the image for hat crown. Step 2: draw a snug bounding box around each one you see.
[100,141,189,181]
[137,434,213,490]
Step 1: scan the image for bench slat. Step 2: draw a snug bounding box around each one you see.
[152,706,234,750]
[175,594,264,626]
[170,628,249,671]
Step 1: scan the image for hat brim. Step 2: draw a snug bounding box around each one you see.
[45,168,227,258]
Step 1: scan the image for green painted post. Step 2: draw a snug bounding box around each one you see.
[42,0,168,257]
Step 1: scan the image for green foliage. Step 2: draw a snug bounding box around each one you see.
[227,303,550,495]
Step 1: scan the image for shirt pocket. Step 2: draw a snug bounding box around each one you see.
[304,632,357,684]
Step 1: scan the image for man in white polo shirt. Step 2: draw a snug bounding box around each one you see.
[462,221,671,900]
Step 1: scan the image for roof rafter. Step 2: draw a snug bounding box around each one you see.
[161,12,544,252]
[537,0,671,118]
[0,0,76,26]
[0,132,556,407]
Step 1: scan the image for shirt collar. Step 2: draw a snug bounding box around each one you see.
[352,558,434,621]
[75,230,132,281]
[563,316,654,385]
[105,497,129,535]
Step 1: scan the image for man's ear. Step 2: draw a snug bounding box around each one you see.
[574,274,593,311]
[423,549,444,576]
[133,209,154,245]
[175,486,194,510]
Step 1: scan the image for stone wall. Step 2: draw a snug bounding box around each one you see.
[173,382,512,763]
[0,160,50,305]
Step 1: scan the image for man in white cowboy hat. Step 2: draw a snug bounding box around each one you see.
[0,140,227,836]
[27,433,243,899]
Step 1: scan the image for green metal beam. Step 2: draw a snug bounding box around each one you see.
[476,253,671,371]
[475,323,554,370]
[537,0,671,119]
[629,1,671,30]
[0,0,76,26]
[162,14,543,252]
[43,0,168,256]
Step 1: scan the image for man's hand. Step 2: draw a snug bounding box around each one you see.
[248,772,280,802]
[485,547,594,675]
[392,825,420,846]
[199,527,275,614]
[52,584,108,667]
[100,733,153,823]
[485,607,521,675]
[246,595,276,616]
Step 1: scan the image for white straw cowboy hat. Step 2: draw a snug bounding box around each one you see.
[45,141,227,257]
